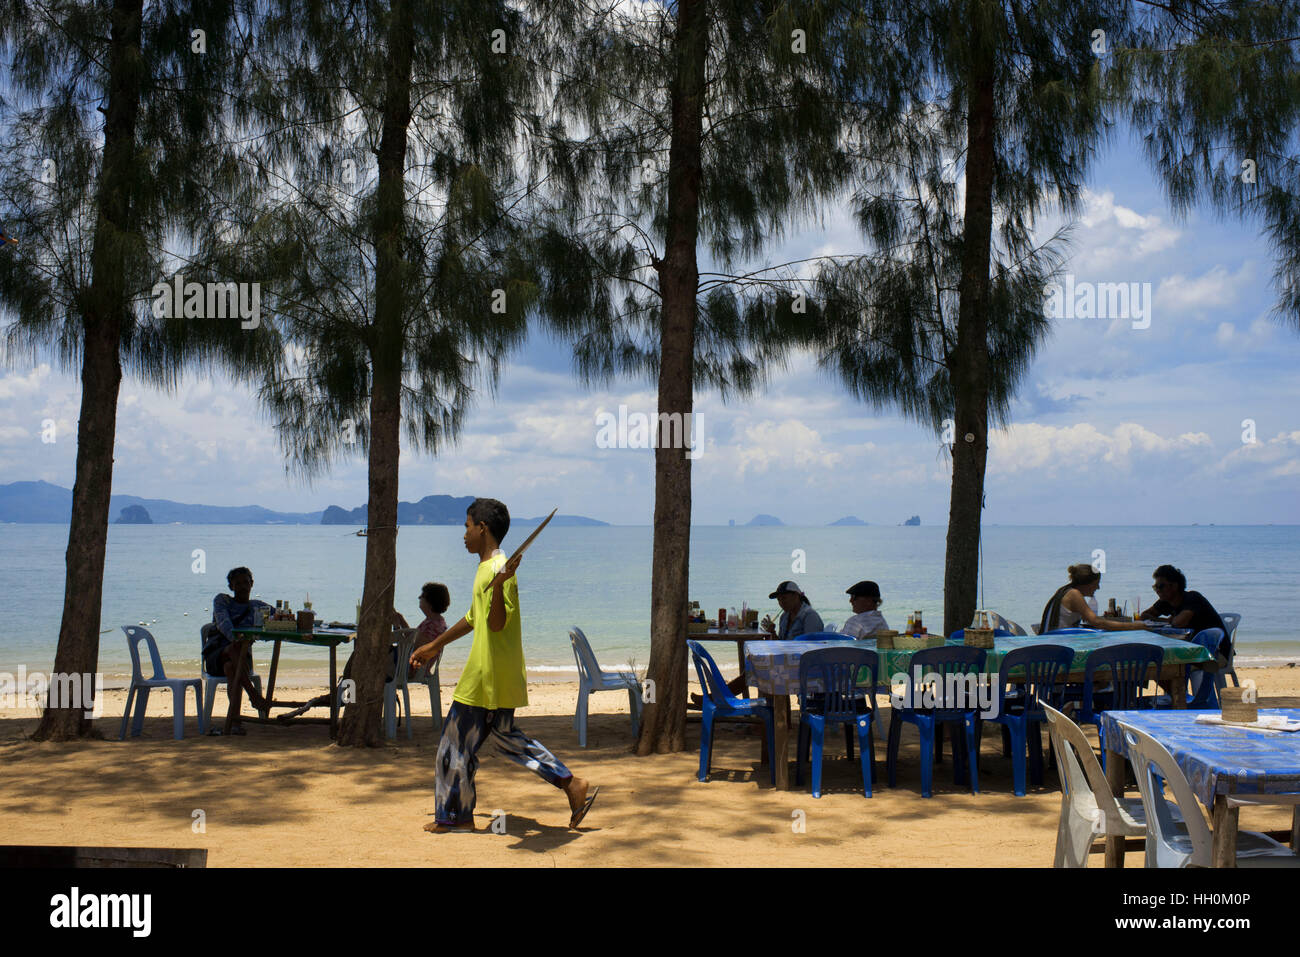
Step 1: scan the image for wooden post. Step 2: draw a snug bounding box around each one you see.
[1291,806,1299,851]
[1211,796,1239,867]
[773,694,790,789]
[1104,742,1127,867]
[329,640,339,739]
[265,638,282,711]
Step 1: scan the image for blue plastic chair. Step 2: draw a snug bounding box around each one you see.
[978,645,1073,796]
[1076,643,1164,767]
[1154,628,1223,710]
[886,646,987,797]
[570,626,643,747]
[947,627,1013,642]
[795,647,879,798]
[120,625,205,740]
[1217,613,1241,689]
[385,628,443,739]
[688,640,775,784]
[201,629,263,729]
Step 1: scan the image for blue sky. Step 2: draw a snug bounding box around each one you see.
[3,129,1299,526]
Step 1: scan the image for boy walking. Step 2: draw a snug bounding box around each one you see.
[410,497,597,833]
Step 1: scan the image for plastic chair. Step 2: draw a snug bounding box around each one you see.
[1122,723,1299,868]
[886,646,987,797]
[794,647,879,798]
[688,640,775,784]
[570,626,643,747]
[1041,702,1180,867]
[1217,613,1241,689]
[1153,628,1223,710]
[1075,643,1164,766]
[385,628,443,739]
[979,645,1074,796]
[987,612,1028,636]
[201,633,263,730]
[120,625,205,740]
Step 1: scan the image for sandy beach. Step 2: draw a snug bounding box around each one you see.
[2,667,1297,867]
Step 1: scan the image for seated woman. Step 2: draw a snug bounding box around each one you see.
[1039,563,1150,634]
[1138,564,1228,658]
[760,580,825,638]
[404,581,450,679]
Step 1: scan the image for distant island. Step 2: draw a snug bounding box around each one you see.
[746,514,784,526]
[115,505,152,524]
[0,481,606,526]
[902,515,921,526]
[829,515,867,526]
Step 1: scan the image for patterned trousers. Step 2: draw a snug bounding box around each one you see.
[435,701,572,826]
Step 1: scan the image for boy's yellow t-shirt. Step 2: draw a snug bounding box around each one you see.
[452,551,528,710]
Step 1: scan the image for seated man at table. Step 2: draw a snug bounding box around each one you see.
[1138,564,1229,659]
[840,580,889,638]
[201,566,272,734]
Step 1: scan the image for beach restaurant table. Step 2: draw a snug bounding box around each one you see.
[229,626,356,738]
[688,629,770,697]
[1099,708,1300,867]
[745,632,1213,791]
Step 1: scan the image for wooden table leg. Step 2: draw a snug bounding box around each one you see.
[329,642,339,740]
[773,694,790,789]
[1211,796,1239,867]
[265,639,282,710]
[223,641,250,735]
[1104,743,1127,868]
[1292,807,1299,851]
[736,640,750,698]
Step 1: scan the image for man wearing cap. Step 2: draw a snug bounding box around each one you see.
[760,581,825,639]
[841,581,889,639]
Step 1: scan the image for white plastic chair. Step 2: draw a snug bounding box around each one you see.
[1041,702,1179,867]
[121,625,205,740]
[1217,612,1241,689]
[201,627,263,729]
[823,621,838,633]
[569,626,643,747]
[988,611,1028,636]
[385,628,443,739]
[1122,723,1299,868]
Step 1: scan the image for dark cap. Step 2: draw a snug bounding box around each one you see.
[768,580,804,599]
[846,580,881,599]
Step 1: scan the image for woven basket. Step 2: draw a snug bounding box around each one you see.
[687,621,709,635]
[963,627,995,649]
[263,618,299,632]
[874,630,898,649]
[893,633,944,650]
[1220,688,1259,723]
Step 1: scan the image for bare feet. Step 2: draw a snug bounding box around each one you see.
[424,819,474,834]
[565,777,599,828]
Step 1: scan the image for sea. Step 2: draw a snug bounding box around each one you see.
[1,523,1297,686]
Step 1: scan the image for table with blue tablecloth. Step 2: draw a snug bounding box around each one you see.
[1100,708,1300,867]
[743,632,1214,791]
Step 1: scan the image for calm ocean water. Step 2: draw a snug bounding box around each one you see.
[1,523,1297,684]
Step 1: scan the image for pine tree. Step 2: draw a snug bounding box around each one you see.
[0,0,275,739]
[524,0,853,752]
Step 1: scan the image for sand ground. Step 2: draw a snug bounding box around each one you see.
[1,668,1297,867]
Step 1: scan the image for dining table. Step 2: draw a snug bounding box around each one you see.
[228,625,356,737]
[1099,707,1300,867]
[686,628,771,698]
[744,630,1214,791]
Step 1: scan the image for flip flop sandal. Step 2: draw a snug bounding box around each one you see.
[569,785,600,829]
[207,728,223,736]
[228,726,247,736]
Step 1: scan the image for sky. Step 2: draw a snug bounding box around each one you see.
[2,130,1299,526]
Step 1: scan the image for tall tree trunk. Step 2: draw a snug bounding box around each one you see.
[338,0,413,747]
[636,0,707,755]
[943,7,996,638]
[34,0,144,741]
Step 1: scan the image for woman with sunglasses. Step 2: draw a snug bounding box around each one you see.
[1138,565,1228,658]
